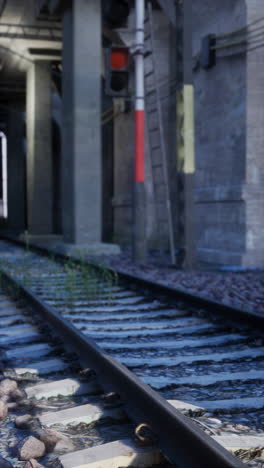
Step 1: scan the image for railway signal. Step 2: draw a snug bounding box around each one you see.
[105,46,130,97]
[102,0,130,28]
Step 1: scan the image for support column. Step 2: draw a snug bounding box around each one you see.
[62,0,102,244]
[7,109,26,232]
[26,61,53,234]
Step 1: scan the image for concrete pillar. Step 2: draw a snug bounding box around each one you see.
[243,0,264,267]
[26,61,53,234]
[62,0,102,244]
[52,91,62,235]
[7,109,26,232]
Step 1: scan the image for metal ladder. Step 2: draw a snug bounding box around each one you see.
[144,1,176,264]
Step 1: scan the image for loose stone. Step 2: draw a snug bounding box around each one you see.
[39,429,74,453]
[10,388,26,401]
[0,400,8,420]
[15,414,33,429]
[7,402,18,411]
[24,459,45,468]
[17,436,45,461]
[38,430,58,453]
[0,395,9,403]
[0,379,17,398]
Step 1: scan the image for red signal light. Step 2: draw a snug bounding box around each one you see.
[105,46,130,97]
[110,49,129,70]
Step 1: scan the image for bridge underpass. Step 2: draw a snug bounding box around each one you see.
[0,0,120,256]
[1,0,264,269]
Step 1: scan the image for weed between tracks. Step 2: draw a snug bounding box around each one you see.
[62,253,118,309]
[0,245,118,308]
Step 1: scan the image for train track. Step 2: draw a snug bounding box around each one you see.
[0,285,163,468]
[0,238,263,467]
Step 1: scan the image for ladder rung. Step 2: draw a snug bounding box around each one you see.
[144,50,152,58]
[149,127,159,132]
[144,70,154,78]
[151,144,160,151]
[146,88,157,96]
[152,163,162,169]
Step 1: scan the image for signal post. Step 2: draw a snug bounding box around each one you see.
[104,0,146,263]
[132,0,146,263]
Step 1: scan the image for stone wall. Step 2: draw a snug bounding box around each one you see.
[193,0,247,266]
[193,0,264,267]
[243,0,264,267]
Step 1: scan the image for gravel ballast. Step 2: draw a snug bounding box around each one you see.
[88,249,264,316]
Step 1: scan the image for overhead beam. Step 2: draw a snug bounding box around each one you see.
[28,48,61,56]
[0,23,61,41]
[0,23,61,31]
[0,32,61,41]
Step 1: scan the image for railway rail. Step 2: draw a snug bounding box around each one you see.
[0,287,161,468]
[0,237,263,467]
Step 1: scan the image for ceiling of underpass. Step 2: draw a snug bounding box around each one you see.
[0,0,172,109]
[0,0,62,104]
[0,0,125,106]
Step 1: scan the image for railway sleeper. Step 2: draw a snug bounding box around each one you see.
[1,240,264,466]
[0,297,169,468]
